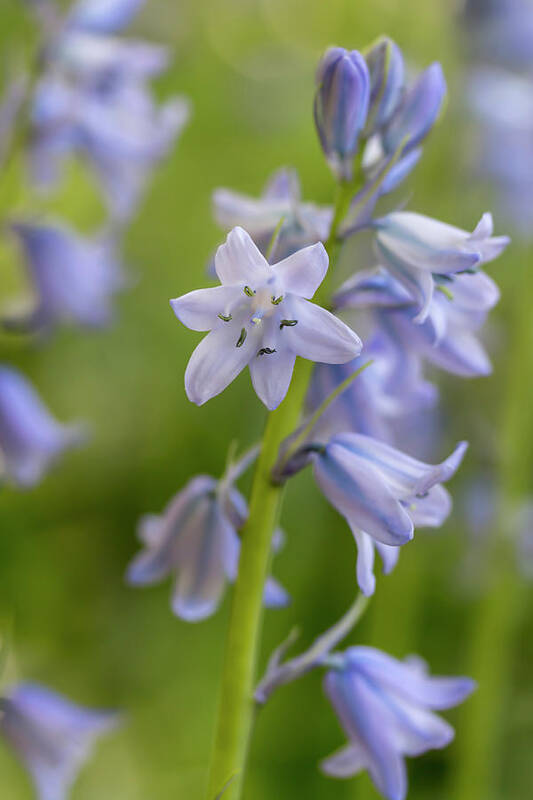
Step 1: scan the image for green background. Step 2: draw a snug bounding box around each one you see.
[0,0,532,798]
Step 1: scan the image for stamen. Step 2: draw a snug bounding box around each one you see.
[279,319,298,329]
[218,313,232,322]
[235,328,247,347]
[271,295,283,305]
[243,285,255,297]
[257,347,276,356]
[436,285,454,301]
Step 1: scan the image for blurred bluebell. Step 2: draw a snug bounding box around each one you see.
[9,221,125,330]
[309,433,466,594]
[321,647,475,799]
[126,474,288,622]
[66,0,145,34]
[0,682,118,800]
[0,367,84,488]
[464,0,533,70]
[364,37,405,135]
[374,210,509,321]
[171,227,361,410]
[213,168,333,260]
[314,48,370,181]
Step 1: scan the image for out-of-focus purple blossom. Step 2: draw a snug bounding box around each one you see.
[171,227,361,410]
[0,367,84,488]
[364,37,405,136]
[334,266,500,378]
[308,434,465,594]
[8,221,125,330]
[321,647,475,799]
[373,210,509,321]
[314,48,370,181]
[0,682,118,800]
[67,0,145,35]
[464,0,533,70]
[126,473,288,621]
[212,168,333,261]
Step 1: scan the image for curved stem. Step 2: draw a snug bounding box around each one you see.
[205,188,351,800]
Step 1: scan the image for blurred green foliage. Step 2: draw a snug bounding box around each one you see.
[0,1,531,798]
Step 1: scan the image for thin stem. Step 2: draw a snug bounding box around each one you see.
[265,216,286,262]
[205,186,352,800]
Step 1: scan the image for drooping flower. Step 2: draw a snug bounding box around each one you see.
[373,210,509,321]
[314,48,370,181]
[308,434,466,594]
[212,168,333,260]
[8,221,125,330]
[0,683,118,800]
[126,473,288,622]
[0,367,84,488]
[171,227,362,410]
[321,647,476,800]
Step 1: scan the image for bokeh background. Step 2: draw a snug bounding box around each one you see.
[0,0,532,798]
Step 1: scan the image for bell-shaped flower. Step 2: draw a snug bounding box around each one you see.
[309,434,466,595]
[9,221,125,331]
[126,474,288,622]
[171,227,362,410]
[0,367,85,488]
[374,210,509,321]
[213,168,333,261]
[0,682,118,800]
[364,37,405,136]
[314,48,370,181]
[321,647,475,800]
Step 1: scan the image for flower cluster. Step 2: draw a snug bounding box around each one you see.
[0,0,188,487]
[125,35,510,800]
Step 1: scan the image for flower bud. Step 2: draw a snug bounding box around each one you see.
[364,36,405,135]
[314,48,370,181]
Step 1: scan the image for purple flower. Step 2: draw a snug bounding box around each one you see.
[322,647,476,800]
[9,221,125,330]
[0,683,118,800]
[213,168,333,260]
[310,434,466,594]
[126,474,288,621]
[314,48,370,181]
[374,210,509,321]
[66,0,145,34]
[171,227,362,409]
[0,367,84,487]
[364,37,405,135]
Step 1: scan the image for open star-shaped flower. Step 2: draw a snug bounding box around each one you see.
[171,227,362,410]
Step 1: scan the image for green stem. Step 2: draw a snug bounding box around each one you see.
[205,186,352,800]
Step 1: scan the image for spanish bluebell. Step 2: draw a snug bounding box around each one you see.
[322,647,475,800]
[0,367,84,487]
[314,48,370,181]
[9,221,125,330]
[0,682,117,800]
[171,227,362,409]
[126,474,288,621]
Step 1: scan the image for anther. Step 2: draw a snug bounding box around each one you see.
[218,313,232,322]
[235,328,247,347]
[279,319,298,329]
[271,295,283,305]
[243,286,255,297]
[435,285,454,301]
[257,347,276,356]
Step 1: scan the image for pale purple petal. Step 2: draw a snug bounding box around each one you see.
[274,243,328,299]
[351,527,377,596]
[284,297,362,364]
[407,485,452,528]
[321,742,368,778]
[170,286,240,332]
[249,341,296,410]
[68,0,144,33]
[263,577,291,608]
[214,227,270,286]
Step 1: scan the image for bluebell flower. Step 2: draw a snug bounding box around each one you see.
[66,0,145,34]
[364,37,405,136]
[213,168,333,261]
[322,647,475,800]
[314,48,370,181]
[0,367,84,488]
[0,682,118,800]
[374,210,509,321]
[9,221,125,330]
[334,266,501,377]
[171,227,362,409]
[310,434,466,594]
[464,0,533,70]
[126,474,288,621]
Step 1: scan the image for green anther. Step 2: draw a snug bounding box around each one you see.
[271,295,283,305]
[257,347,276,356]
[279,319,298,329]
[235,328,247,347]
[243,286,255,297]
[218,313,232,322]
[436,285,454,301]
